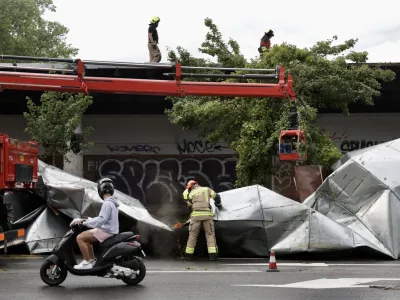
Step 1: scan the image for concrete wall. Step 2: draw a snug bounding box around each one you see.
[0,114,233,156]
[3,113,399,157]
[316,113,400,154]
[2,113,399,221]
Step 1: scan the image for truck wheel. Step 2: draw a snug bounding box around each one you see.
[40,260,68,286]
[121,258,146,285]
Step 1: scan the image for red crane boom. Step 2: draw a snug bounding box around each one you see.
[0,55,306,161]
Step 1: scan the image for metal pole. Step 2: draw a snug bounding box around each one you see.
[83,60,174,69]
[0,55,77,63]
[3,237,7,255]
[163,73,278,79]
[0,65,74,73]
[180,65,276,72]
[0,55,278,74]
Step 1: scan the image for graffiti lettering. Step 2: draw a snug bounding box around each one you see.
[91,158,236,207]
[329,132,348,142]
[340,140,386,153]
[272,156,293,192]
[176,139,229,155]
[107,144,161,154]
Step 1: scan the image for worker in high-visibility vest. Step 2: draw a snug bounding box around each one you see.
[148,16,161,63]
[258,29,274,56]
[184,180,222,261]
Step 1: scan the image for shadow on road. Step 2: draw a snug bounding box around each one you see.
[39,283,147,295]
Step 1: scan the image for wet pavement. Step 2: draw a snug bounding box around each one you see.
[2,256,400,299]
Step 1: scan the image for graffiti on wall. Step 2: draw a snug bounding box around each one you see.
[106,144,161,154]
[103,140,232,155]
[271,156,298,201]
[329,131,349,142]
[327,131,388,153]
[176,139,231,155]
[86,157,237,207]
[84,130,392,208]
[339,140,386,153]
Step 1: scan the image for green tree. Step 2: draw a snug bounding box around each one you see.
[166,18,396,187]
[23,92,94,166]
[0,0,78,57]
[2,0,92,168]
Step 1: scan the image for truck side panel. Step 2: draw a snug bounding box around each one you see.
[0,134,38,189]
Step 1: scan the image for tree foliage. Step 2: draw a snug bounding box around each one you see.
[166,18,396,187]
[23,92,94,165]
[2,0,92,167]
[0,0,78,57]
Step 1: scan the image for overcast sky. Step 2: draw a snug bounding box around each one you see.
[45,0,400,63]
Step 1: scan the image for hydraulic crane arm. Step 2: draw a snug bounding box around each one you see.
[0,55,305,161]
[0,55,295,99]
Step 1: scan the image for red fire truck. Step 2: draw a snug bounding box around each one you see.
[0,133,38,253]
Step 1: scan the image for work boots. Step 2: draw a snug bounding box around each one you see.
[209,254,218,261]
[184,253,218,261]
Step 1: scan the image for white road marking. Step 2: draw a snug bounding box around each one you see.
[233,278,400,289]
[222,263,400,267]
[329,264,400,266]
[222,263,329,267]
[219,258,267,260]
[147,270,262,273]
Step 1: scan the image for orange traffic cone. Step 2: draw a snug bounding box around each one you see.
[267,250,280,272]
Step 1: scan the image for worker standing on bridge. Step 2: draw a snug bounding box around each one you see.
[184,180,222,261]
[148,16,161,63]
[258,29,274,56]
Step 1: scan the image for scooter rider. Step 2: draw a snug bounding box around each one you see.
[74,178,120,269]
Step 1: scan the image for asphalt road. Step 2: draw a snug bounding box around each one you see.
[2,256,400,300]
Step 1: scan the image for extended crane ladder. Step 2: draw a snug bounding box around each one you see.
[0,55,296,100]
[0,55,305,162]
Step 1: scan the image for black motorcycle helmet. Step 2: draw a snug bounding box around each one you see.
[266,29,274,37]
[97,177,115,200]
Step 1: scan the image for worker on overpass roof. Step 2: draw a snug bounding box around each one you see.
[148,16,162,63]
[258,29,274,56]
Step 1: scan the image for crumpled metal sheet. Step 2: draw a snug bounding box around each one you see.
[211,185,390,258]
[303,139,400,259]
[25,206,71,253]
[331,140,393,170]
[5,160,174,254]
[38,160,172,231]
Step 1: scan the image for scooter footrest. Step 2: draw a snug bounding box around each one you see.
[69,263,113,276]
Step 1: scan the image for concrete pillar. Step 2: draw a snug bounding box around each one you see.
[63,120,83,178]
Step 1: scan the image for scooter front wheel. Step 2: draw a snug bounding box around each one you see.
[40,260,68,286]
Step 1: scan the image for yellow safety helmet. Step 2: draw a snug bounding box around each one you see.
[150,16,160,24]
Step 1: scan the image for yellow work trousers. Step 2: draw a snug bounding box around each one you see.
[148,43,161,63]
[185,215,217,255]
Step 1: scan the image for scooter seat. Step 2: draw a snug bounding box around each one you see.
[99,231,135,248]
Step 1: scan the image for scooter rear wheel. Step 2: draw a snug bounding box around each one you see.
[40,260,68,286]
[121,258,146,285]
